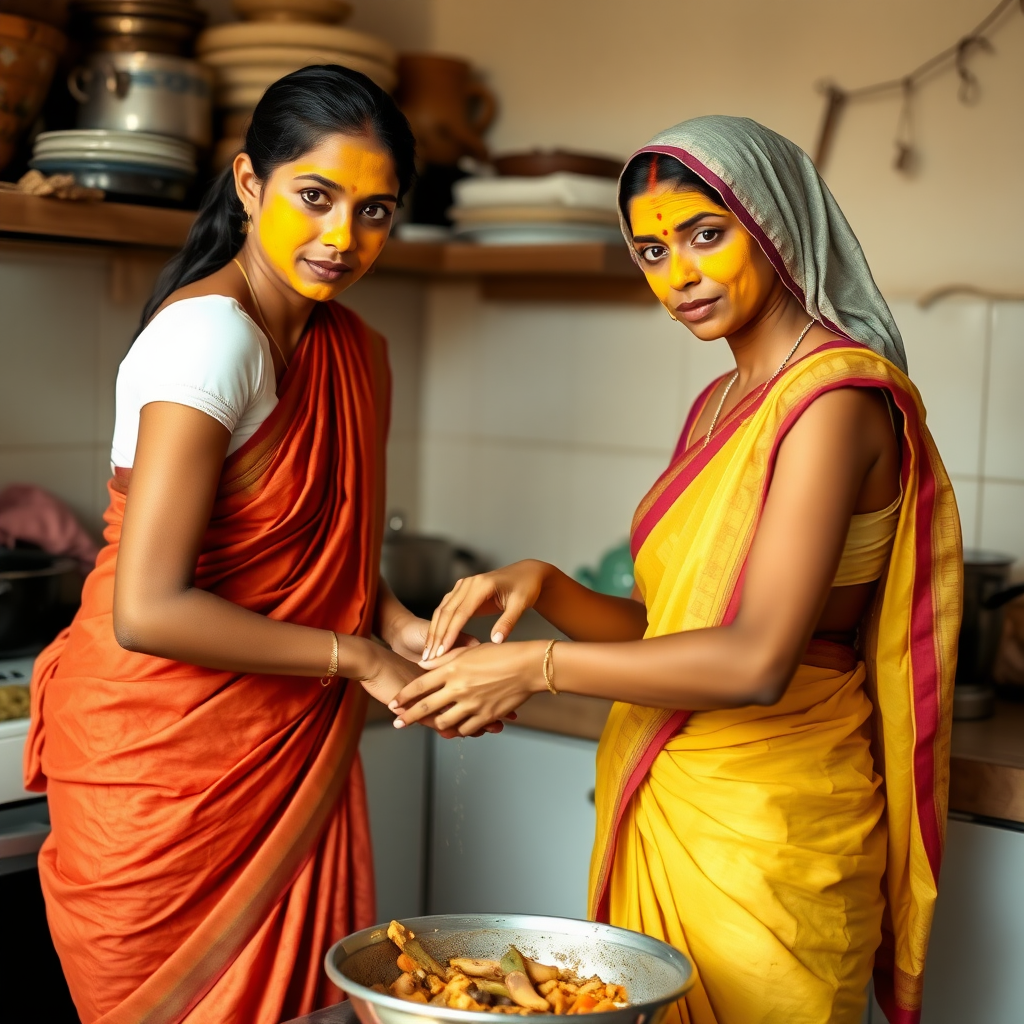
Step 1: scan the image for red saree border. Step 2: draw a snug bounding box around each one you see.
[672,376,722,463]
[748,368,945,878]
[631,338,858,561]
[592,708,691,924]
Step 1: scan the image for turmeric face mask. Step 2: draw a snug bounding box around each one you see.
[255,134,399,301]
[628,186,778,336]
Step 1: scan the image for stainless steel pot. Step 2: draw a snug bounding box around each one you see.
[380,513,481,619]
[325,914,694,1024]
[954,550,1024,720]
[0,549,80,655]
[68,51,212,147]
[958,550,1024,684]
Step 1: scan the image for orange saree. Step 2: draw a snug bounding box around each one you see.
[23,301,388,1024]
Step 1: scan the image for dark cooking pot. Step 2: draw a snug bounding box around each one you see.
[380,514,482,620]
[0,548,81,655]
[957,550,1024,688]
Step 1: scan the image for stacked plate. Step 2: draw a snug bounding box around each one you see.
[30,129,196,203]
[198,1,397,169]
[449,173,622,245]
[71,0,207,56]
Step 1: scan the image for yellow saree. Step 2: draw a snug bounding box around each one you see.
[589,343,961,1024]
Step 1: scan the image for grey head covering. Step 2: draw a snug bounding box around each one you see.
[620,115,907,373]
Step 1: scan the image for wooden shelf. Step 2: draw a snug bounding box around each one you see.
[0,191,652,300]
[0,191,194,249]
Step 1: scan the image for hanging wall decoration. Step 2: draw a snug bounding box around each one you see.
[813,0,1022,172]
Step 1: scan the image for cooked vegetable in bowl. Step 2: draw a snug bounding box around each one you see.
[324,913,694,1024]
[383,919,628,1014]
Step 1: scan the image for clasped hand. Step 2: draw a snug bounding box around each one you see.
[389,561,554,736]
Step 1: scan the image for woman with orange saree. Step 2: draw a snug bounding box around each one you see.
[22,66,482,1024]
[392,116,962,1024]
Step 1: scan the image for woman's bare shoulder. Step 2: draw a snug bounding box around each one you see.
[153,262,248,319]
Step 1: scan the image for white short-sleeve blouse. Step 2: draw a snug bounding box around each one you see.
[110,295,279,469]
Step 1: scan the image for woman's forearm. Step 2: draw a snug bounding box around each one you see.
[534,565,649,642]
[374,577,412,646]
[551,624,797,710]
[113,585,374,680]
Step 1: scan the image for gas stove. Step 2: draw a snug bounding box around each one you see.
[0,654,36,806]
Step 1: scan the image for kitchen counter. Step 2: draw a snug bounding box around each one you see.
[948,698,1024,823]
[371,681,1024,827]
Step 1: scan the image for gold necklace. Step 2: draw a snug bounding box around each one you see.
[232,257,291,370]
[702,319,816,450]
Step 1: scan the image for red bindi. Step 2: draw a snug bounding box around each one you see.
[662,230,668,236]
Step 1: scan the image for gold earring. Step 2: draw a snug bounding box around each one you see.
[242,207,252,235]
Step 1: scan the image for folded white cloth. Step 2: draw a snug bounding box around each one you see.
[452,172,618,211]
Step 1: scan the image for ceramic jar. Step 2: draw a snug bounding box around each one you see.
[396,53,495,166]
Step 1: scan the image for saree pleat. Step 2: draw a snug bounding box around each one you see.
[24,302,387,1024]
[589,344,960,1024]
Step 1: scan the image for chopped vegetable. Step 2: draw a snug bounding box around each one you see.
[451,958,505,981]
[524,957,560,985]
[382,920,627,1015]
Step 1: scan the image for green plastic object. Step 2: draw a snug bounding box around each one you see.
[576,540,635,597]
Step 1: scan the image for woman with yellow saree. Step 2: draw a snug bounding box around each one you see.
[392,116,961,1024]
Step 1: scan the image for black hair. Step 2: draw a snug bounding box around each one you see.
[618,152,726,228]
[139,64,416,331]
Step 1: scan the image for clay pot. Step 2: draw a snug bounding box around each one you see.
[0,13,66,172]
[396,53,495,166]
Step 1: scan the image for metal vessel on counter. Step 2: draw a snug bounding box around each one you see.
[68,51,213,147]
[954,549,1024,720]
[325,914,694,1024]
[0,549,80,655]
[380,513,481,620]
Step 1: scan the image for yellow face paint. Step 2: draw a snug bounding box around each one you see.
[629,186,775,329]
[256,136,398,301]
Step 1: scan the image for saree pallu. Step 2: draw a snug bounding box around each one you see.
[589,343,961,1024]
[23,302,389,1024]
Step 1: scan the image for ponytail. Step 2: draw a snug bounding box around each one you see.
[137,63,416,334]
[139,168,244,329]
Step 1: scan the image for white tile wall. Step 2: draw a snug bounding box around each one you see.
[418,290,1024,573]
[984,301,1024,482]
[0,244,144,537]
[0,247,427,540]
[418,283,736,571]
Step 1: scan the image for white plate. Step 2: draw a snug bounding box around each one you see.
[32,149,196,173]
[213,52,394,87]
[34,129,195,159]
[449,204,620,226]
[452,222,625,245]
[453,173,619,211]
[34,142,195,166]
[197,21,396,65]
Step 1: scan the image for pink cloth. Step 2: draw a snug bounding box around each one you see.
[0,485,98,572]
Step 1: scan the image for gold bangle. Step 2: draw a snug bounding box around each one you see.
[320,630,339,687]
[542,639,558,695]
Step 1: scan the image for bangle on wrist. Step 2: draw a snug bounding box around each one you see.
[320,630,339,687]
[542,639,558,695]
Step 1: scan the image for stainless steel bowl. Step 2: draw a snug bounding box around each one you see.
[324,914,694,1024]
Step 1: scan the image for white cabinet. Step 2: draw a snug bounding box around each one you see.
[919,815,1024,1022]
[428,728,598,918]
[865,815,1024,1023]
[359,722,431,922]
